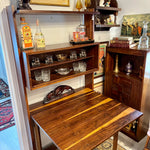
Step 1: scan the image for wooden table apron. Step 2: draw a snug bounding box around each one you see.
[31,88,143,150]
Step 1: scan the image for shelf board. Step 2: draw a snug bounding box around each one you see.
[95,24,120,28]
[29,87,87,114]
[95,24,120,31]
[96,6,121,11]
[23,42,99,55]
[15,10,99,15]
[112,71,142,81]
[31,68,97,90]
[107,46,149,56]
[30,56,93,71]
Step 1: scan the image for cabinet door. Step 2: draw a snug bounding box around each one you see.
[110,74,142,110]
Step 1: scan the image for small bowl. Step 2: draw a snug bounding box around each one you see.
[55,68,72,75]
[56,54,67,61]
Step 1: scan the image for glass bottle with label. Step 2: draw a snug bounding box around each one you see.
[34,19,46,49]
[20,17,34,50]
[138,21,149,49]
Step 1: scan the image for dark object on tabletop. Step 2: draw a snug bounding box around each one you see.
[43,85,75,104]
[70,39,94,45]
[17,0,32,10]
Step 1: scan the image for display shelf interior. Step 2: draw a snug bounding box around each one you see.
[94,4,121,31]
[107,52,145,80]
[15,9,100,15]
[30,56,93,71]
[112,71,142,81]
[121,128,137,141]
[31,68,97,90]
[23,43,99,90]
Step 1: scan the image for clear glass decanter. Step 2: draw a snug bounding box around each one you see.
[138,21,149,49]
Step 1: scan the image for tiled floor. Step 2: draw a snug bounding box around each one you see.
[0,125,20,150]
[117,132,147,150]
[0,97,20,150]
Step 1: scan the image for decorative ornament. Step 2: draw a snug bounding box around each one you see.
[114,54,119,73]
[76,0,83,11]
[17,0,32,10]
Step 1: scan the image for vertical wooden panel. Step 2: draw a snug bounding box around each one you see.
[84,14,94,40]
[85,73,94,89]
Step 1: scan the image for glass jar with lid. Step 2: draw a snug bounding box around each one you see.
[76,24,86,41]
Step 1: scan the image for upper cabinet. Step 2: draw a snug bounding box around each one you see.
[8,7,100,91]
[23,43,99,90]
[89,0,121,31]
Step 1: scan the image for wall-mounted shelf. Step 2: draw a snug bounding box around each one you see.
[23,43,99,90]
[95,24,120,31]
[15,10,100,15]
[96,6,121,12]
[90,0,121,31]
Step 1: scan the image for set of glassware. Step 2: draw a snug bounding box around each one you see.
[73,61,87,72]
[34,69,50,82]
[32,49,87,81]
[31,55,53,67]
[31,49,87,68]
[70,49,87,60]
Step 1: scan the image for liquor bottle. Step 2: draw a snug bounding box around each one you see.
[20,17,34,50]
[138,21,149,49]
[34,19,46,49]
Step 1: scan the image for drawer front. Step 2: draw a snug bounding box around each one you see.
[111,75,132,103]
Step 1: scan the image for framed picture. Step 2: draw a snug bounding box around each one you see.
[121,14,150,39]
[94,41,109,78]
[30,0,70,7]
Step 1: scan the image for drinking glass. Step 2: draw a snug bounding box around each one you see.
[45,55,53,64]
[79,61,87,72]
[70,51,77,60]
[34,70,42,81]
[79,49,87,57]
[31,57,40,67]
[73,62,80,72]
[42,69,50,82]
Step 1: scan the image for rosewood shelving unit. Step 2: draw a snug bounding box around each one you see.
[7,6,99,149]
[104,46,150,141]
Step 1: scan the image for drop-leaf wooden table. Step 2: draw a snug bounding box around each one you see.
[31,88,143,150]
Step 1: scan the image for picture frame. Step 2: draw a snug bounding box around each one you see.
[30,0,70,7]
[94,41,109,78]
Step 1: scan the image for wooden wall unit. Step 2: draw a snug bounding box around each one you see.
[90,0,121,31]
[6,6,99,149]
[104,46,150,141]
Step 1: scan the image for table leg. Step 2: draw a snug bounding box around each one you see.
[113,132,118,150]
[33,122,42,150]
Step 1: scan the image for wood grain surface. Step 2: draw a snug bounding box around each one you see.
[32,88,143,150]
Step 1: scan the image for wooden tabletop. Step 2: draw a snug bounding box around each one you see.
[32,88,143,150]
